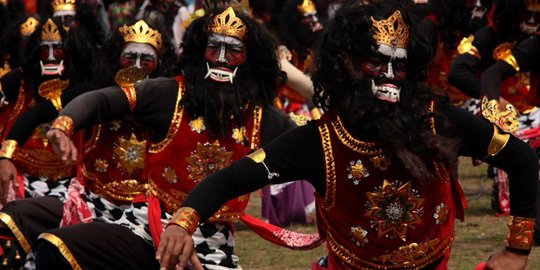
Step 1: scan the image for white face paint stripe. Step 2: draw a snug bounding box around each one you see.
[384,61,394,79]
[218,43,227,63]
[47,44,55,60]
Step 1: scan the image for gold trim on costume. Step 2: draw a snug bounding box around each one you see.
[167,207,200,235]
[41,18,63,42]
[149,80,184,153]
[0,213,31,254]
[331,117,382,155]
[119,20,163,53]
[0,61,10,78]
[51,115,75,137]
[8,86,25,122]
[250,106,262,149]
[457,35,480,59]
[493,42,519,71]
[38,233,82,270]
[318,123,336,210]
[208,7,247,41]
[371,10,409,49]
[481,96,519,134]
[487,125,510,156]
[326,231,454,269]
[506,216,535,251]
[0,140,18,159]
[121,86,137,112]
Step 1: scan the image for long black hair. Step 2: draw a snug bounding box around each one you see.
[312,0,456,181]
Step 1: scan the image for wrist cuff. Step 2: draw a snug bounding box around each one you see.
[51,115,74,137]
[0,140,18,159]
[167,207,200,235]
[506,216,534,253]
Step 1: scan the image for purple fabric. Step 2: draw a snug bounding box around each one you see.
[261,180,315,227]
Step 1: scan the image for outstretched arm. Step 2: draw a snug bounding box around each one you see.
[439,103,538,270]
[157,122,325,269]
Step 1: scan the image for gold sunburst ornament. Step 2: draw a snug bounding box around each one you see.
[208,7,247,41]
[525,0,540,12]
[371,10,409,49]
[119,20,163,53]
[52,0,76,12]
[185,141,233,181]
[365,180,425,241]
[20,17,39,38]
[113,133,146,175]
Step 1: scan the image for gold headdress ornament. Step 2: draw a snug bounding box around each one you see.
[52,0,76,12]
[525,0,540,12]
[119,20,163,53]
[371,10,409,49]
[208,7,247,41]
[41,18,63,42]
[20,17,39,37]
[0,0,7,6]
[297,0,316,14]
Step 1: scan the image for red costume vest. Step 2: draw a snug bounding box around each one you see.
[10,83,75,180]
[315,110,460,269]
[146,78,262,221]
[82,120,148,203]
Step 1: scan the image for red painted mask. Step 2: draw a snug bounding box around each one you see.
[39,41,65,76]
[119,42,159,75]
[204,33,246,84]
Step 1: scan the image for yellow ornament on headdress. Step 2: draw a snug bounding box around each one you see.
[297,0,316,14]
[208,7,247,41]
[20,17,39,38]
[371,10,409,49]
[41,18,63,42]
[52,0,76,12]
[525,0,540,12]
[119,20,163,53]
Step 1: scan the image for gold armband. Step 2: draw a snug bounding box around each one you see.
[506,216,534,252]
[487,125,510,156]
[247,148,280,181]
[0,140,18,159]
[457,35,481,59]
[166,207,200,235]
[493,42,519,72]
[51,115,74,137]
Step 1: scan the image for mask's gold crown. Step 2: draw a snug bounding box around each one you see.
[41,18,63,42]
[119,20,163,53]
[371,10,409,49]
[0,0,8,6]
[525,0,540,12]
[20,17,39,37]
[52,0,76,12]
[208,7,247,40]
[297,0,316,14]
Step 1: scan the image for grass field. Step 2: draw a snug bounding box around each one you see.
[232,158,540,269]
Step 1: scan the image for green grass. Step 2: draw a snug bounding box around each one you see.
[233,158,540,269]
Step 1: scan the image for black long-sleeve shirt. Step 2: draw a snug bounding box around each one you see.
[60,76,296,148]
[449,26,504,98]
[481,34,540,101]
[182,102,539,223]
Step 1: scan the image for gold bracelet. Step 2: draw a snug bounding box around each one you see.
[166,207,200,235]
[0,140,18,159]
[506,216,535,251]
[51,115,74,137]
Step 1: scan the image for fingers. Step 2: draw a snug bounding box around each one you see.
[159,237,184,270]
[189,252,204,270]
[177,241,192,270]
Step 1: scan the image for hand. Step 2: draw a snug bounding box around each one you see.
[156,225,203,270]
[0,159,18,204]
[485,249,528,270]
[46,129,77,163]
